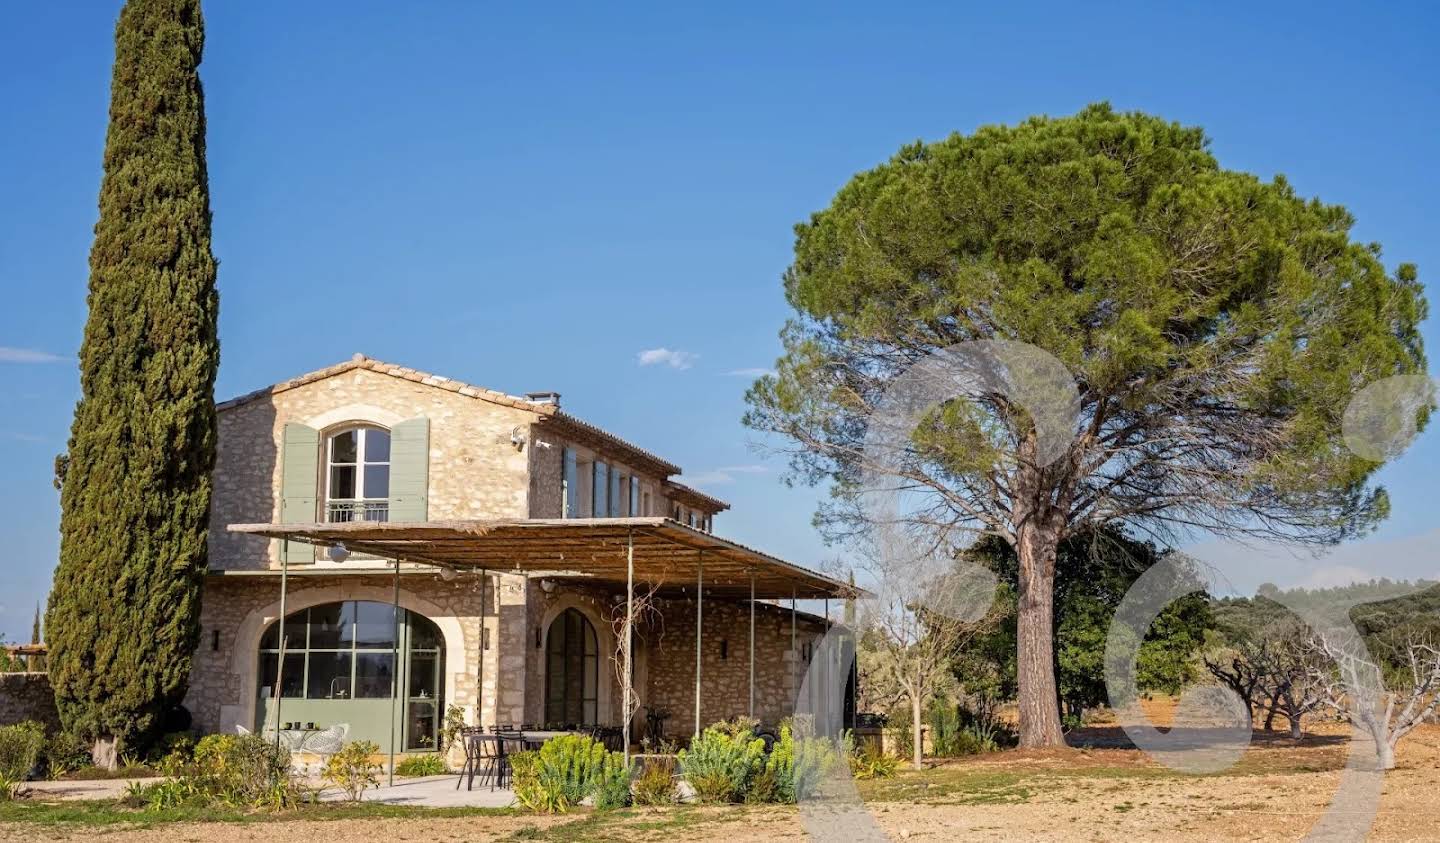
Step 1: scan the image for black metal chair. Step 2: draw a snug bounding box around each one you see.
[473,734,509,791]
[455,726,486,790]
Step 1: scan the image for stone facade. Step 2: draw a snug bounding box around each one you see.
[210,365,538,571]
[189,358,844,749]
[0,673,59,731]
[189,570,834,743]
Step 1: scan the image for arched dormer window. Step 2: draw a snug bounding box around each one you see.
[326,425,390,522]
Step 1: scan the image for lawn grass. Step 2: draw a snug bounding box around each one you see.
[498,806,764,842]
[0,798,517,829]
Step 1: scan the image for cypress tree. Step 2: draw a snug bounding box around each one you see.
[47,0,218,766]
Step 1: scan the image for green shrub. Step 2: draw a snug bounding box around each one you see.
[850,743,899,780]
[323,740,381,802]
[592,753,631,810]
[150,731,196,764]
[0,775,25,802]
[631,756,678,806]
[511,751,562,814]
[757,721,843,803]
[129,733,308,811]
[42,731,93,779]
[512,735,623,814]
[395,753,448,777]
[927,700,963,757]
[440,704,465,756]
[0,721,44,781]
[678,720,765,804]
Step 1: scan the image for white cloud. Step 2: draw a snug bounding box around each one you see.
[0,346,62,363]
[685,465,769,486]
[637,348,698,370]
[1,431,46,443]
[723,367,775,378]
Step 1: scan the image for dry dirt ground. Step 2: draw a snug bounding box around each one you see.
[5,715,1439,842]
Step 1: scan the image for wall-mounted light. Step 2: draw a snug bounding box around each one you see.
[539,579,557,595]
[326,543,350,563]
[211,630,220,651]
[439,566,458,581]
[534,626,542,649]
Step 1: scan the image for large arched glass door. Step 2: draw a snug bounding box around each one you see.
[256,601,445,751]
[545,609,598,726]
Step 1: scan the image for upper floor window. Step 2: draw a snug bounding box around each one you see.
[562,448,579,518]
[327,426,390,522]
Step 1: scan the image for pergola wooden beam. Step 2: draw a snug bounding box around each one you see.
[226,517,864,600]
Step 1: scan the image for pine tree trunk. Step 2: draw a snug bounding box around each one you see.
[1016,523,1066,748]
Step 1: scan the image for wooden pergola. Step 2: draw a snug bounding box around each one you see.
[228,517,862,775]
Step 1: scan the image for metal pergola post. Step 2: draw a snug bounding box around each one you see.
[271,550,290,753]
[748,571,756,719]
[790,585,797,714]
[622,529,634,767]
[387,558,400,786]
[694,550,704,738]
[478,567,487,727]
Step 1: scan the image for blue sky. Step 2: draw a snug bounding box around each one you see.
[2,1,1437,639]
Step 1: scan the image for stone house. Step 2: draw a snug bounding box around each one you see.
[186,355,857,755]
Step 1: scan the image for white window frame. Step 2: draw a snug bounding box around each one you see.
[325,425,391,522]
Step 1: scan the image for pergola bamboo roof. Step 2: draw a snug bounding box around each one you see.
[227,517,862,600]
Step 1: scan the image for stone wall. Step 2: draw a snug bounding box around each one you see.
[0,673,59,731]
[209,366,538,571]
[188,570,841,750]
[523,582,830,736]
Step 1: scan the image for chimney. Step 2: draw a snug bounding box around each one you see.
[524,391,561,407]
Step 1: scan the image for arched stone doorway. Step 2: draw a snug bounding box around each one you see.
[545,608,598,726]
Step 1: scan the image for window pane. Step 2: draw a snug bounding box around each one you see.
[307,652,352,699]
[331,430,357,464]
[408,652,438,698]
[562,448,578,518]
[329,465,356,499]
[258,653,305,699]
[354,602,396,648]
[363,465,390,499]
[406,701,438,750]
[282,611,307,649]
[409,619,441,651]
[364,428,391,462]
[308,603,347,649]
[354,653,395,698]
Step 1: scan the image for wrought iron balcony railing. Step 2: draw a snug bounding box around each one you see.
[326,499,389,523]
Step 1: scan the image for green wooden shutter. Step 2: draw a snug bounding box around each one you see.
[279,422,320,564]
[389,417,430,522]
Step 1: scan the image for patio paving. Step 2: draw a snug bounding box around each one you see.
[25,778,153,800]
[320,774,516,808]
